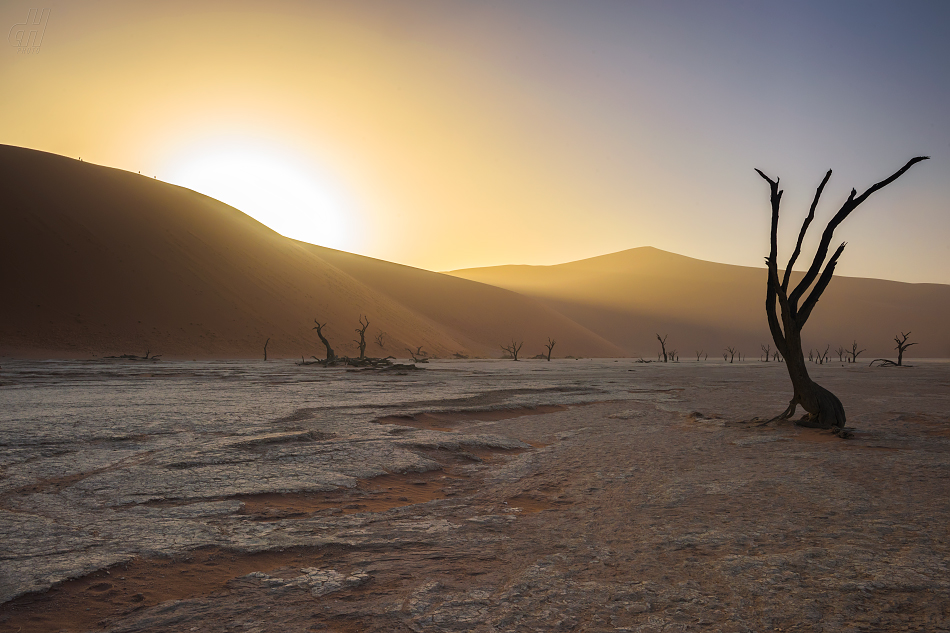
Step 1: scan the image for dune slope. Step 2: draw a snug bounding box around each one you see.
[0,145,621,359]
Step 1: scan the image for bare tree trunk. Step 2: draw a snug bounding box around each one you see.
[757,156,927,430]
[353,315,370,360]
[656,334,668,362]
[544,337,556,361]
[263,338,269,361]
[849,340,866,364]
[761,344,771,362]
[313,320,335,362]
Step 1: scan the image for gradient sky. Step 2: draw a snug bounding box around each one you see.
[2,0,948,283]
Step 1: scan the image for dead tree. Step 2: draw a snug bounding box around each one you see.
[820,344,830,365]
[374,331,386,349]
[669,350,678,362]
[501,340,524,361]
[695,350,704,361]
[757,156,927,430]
[656,334,669,362]
[263,338,269,361]
[725,346,737,363]
[870,331,917,367]
[835,345,845,362]
[407,345,428,363]
[761,343,771,362]
[772,350,782,362]
[313,320,335,362]
[543,337,556,361]
[848,340,866,364]
[722,351,728,361]
[353,315,370,360]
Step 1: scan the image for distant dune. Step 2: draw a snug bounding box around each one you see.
[448,247,950,358]
[0,145,621,359]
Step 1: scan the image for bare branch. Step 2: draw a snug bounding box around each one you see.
[796,242,846,327]
[784,170,832,290]
[789,157,929,311]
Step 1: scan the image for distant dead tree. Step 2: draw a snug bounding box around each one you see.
[263,338,269,361]
[501,340,524,361]
[353,315,370,360]
[820,344,830,365]
[722,350,728,361]
[543,337,556,361]
[313,320,335,362]
[725,347,737,363]
[870,331,917,367]
[761,343,771,362]
[669,349,678,362]
[374,331,386,349]
[808,349,814,363]
[772,350,782,362]
[656,334,669,362]
[695,350,704,361]
[757,156,927,431]
[407,345,428,363]
[834,345,846,362]
[848,340,866,364]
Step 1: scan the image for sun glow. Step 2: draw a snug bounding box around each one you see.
[161,140,355,251]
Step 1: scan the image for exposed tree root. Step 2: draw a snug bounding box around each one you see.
[869,359,912,368]
[297,356,397,369]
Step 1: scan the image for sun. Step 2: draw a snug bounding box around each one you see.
[161,140,354,251]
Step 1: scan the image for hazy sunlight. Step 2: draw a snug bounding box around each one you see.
[162,140,354,252]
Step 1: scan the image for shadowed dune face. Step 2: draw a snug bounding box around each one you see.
[449,247,950,358]
[0,145,622,359]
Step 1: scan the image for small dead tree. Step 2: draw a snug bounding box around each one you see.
[501,340,524,361]
[543,337,556,361]
[313,320,335,362]
[757,156,927,430]
[870,331,917,367]
[848,340,866,364]
[669,350,678,362]
[353,315,370,360]
[407,345,428,363]
[761,343,771,362]
[725,346,737,363]
[263,338,270,361]
[835,345,846,362]
[656,334,669,362]
[773,350,782,362]
[722,350,728,361]
[808,349,814,363]
[374,331,386,349]
[820,344,830,365]
[695,350,704,361]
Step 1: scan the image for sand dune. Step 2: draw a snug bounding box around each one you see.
[449,247,950,359]
[0,145,621,359]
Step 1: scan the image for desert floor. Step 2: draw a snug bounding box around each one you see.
[1,358,948,632]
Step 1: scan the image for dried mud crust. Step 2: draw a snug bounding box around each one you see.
[2,362,950,632]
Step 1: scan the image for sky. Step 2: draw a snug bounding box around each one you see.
[2,0,948,283]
